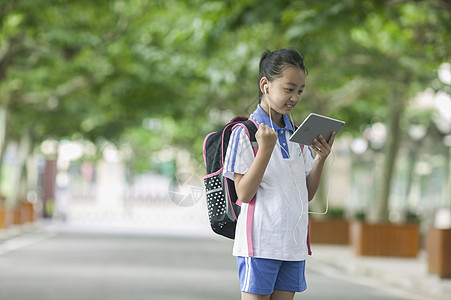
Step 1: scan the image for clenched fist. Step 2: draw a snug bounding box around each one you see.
[256,123,277,152]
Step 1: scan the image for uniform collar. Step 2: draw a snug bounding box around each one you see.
[251,104,294,132]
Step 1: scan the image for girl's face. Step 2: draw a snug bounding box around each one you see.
[261,65,306,118]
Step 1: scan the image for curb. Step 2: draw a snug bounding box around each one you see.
[309,245,451,300]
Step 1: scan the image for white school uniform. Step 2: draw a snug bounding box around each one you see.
[223,105,314,261]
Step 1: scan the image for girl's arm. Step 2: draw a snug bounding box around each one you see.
[306,132,335,201]
[234,123,277,204]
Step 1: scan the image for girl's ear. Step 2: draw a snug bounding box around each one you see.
[259,77,269,94]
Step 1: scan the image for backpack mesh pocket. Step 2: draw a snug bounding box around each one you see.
[205,173,227,221]
[204,172,239,238]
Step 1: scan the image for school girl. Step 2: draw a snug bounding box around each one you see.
[223,48,335,300]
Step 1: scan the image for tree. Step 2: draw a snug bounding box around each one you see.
[280,0,450,221]
[1,0,449,222]
[189,0,450,221]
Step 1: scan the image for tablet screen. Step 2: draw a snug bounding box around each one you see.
[289,113,345,145]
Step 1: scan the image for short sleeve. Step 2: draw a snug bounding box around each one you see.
[223,126,254,181]
[303,146,315,176]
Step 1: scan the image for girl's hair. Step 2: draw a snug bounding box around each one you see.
[258,48,307,102]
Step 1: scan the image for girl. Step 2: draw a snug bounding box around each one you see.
[223,48,335,300]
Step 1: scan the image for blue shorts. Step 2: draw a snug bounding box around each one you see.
[237,256,307,295]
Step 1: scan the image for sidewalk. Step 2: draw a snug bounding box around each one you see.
[308,244,451,300]
[0,222,43,243]
[2,221,451,300]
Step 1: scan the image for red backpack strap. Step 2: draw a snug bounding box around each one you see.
[307,221,312,255]
[233,118,259,257]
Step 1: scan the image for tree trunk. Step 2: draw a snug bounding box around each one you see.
[374,95,404,222]
[10,127,33,207]
[0,105,8,195]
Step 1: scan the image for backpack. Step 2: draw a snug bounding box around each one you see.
[202,116,258,239]
[202,116,312,256]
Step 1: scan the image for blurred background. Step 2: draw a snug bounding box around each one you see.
[0,0,451,299]
[0,0,451,234]
[0,0,450,243]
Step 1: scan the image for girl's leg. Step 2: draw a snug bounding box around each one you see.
[270,290,295,300]
[241,292,271,300]
[242,289,294,300]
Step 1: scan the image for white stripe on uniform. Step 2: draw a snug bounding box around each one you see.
[244,257,252,292]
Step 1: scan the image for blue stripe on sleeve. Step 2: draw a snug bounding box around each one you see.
[226,126,243,173]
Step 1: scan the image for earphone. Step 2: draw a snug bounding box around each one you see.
[262,90,333,244]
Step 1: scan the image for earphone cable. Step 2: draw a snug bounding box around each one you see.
[265,94,334,244]
[266,95,305,243]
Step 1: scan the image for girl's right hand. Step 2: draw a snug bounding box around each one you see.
[256,123,277,152]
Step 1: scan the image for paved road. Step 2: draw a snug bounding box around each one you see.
[0,228,426,300]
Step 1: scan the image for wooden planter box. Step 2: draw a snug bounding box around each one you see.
[12,207,23,225]
[309,218,349,244]
[0,207,7,229]
[10,201,36,225]
[21,202,35,223]
[426,227,451,278]
[350,221,420,257]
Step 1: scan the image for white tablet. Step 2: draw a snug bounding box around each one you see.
[289,113,345,145]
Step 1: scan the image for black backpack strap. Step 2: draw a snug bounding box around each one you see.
[242,119,259,150]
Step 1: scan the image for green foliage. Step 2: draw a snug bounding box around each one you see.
[0,0,449,180]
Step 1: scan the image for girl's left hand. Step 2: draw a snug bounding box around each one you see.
[311,131,335,160]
